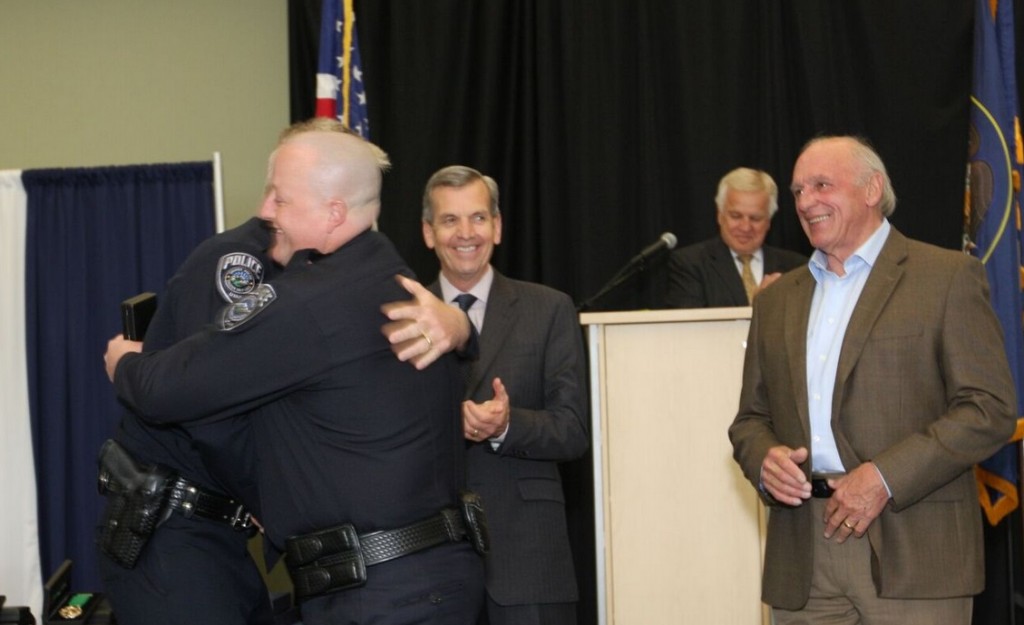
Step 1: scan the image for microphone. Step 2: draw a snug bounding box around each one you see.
[577,232,678,311]
[627,232,678,268]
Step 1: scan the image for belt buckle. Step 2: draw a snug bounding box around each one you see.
[811,478,835,498]
[230,505,253,531]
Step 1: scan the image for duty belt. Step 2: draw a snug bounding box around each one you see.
[97,438,257,568]
[286,508,468,600]
[165,477,254,531]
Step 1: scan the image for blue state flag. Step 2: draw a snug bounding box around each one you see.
[967,0,1024,526]
[315,0,370,138]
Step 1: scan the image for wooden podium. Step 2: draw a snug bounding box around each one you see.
[579,308,767,625]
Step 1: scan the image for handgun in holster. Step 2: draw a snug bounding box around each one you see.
[95,439,175,569]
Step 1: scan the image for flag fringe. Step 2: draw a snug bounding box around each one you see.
[977,464,1019,525]
[975,419,1024,525]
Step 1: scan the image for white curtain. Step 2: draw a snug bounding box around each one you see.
[0,170,43,617]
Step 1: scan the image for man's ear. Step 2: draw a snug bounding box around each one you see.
[864,172,884,208]
[493,213,503,245]
[327,199,348,230]
[422,221,436,249]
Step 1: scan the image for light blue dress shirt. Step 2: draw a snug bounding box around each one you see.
[806,219,891,474]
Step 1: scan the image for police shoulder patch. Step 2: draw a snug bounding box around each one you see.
[216,252,266,303]
[219,284,277,331]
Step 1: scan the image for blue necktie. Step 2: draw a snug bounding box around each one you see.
[453,293,478,388]
[453,293,477,312]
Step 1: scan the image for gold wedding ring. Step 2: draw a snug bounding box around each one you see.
[842,520,855,530]
[421,330,433,349]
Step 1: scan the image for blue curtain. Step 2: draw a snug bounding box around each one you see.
[22,163,216,590]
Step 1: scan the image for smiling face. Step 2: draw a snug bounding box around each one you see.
[422,178,502,291]
[258,142,336,266]
[790,138,884,272]
[717,189,772,256]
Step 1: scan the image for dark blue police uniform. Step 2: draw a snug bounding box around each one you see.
[98,217,275,625]
[112,230,484,625]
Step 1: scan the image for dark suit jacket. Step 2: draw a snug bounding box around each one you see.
[663,236,806,308]
[729,227,1017,609]
[431,270,590,606]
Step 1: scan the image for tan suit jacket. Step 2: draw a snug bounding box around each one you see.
[729,227,1016,609]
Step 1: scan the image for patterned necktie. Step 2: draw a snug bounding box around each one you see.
[739,254,757,304]
[453,293,477,312]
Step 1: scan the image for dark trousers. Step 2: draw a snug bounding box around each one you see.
[98,514,273,625]
[480,596,577,625]
[299,542,484,625]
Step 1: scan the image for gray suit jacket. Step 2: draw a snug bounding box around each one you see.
[664,236,806,308]
[431,270,590,606]
[729,228,1016,609]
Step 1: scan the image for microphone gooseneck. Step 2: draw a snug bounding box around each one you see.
[577,232,678,311]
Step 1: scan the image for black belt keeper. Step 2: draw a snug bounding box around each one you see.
[286,507,472,600]
[165,477,254,531]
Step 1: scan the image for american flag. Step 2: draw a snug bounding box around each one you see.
[316,0,370,138]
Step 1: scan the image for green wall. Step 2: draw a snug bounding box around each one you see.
[0,0,294,595]
[0,0,290,228]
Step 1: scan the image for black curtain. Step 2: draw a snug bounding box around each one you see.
[289,1,1024,623]
[22,163,216,590]
[288,0,1024,309]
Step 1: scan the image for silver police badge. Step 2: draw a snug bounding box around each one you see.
[219,284,277,331]
[216,252,266,303]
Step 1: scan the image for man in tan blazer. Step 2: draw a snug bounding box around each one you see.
[729,135,1016,624]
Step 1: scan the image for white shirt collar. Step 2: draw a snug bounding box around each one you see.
[438,265,494,306]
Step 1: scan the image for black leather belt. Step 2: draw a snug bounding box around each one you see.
[811,478,835,498]
[286,508,467,599]
[360,510,466,565]
[165,477,253,531]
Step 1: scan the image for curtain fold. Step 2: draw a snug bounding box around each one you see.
[0,170,43,618]
[288,0,985,310]
[21,162,216,590]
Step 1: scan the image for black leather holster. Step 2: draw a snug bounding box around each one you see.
[95,439,174,568]
[458,490,489,555]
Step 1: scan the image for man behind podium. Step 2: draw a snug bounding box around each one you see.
[664,167,805,308]
[729,135,1016,623]
[420,165,589,625]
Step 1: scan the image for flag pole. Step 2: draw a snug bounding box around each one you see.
[212,151,225,234]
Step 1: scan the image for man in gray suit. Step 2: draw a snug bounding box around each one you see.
[420,165,590,625]
[664,167,805,308]
[729,136,1016,623]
